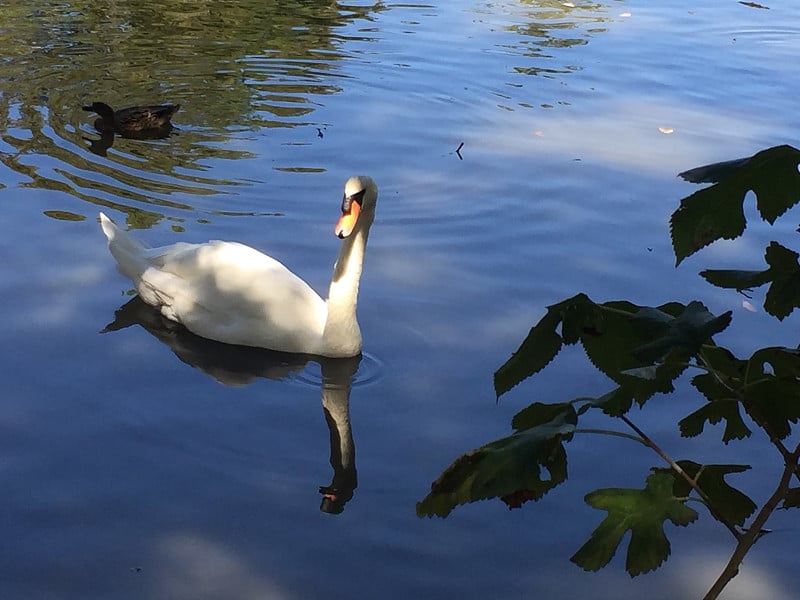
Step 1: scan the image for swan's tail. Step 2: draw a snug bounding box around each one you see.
[99,212,151,281]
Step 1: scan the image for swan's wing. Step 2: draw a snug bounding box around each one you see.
[137,240,327,350]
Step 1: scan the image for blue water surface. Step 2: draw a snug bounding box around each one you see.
[1,1,800,598]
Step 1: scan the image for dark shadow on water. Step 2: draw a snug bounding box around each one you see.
[104,295,360,514]
[84,130,115,157]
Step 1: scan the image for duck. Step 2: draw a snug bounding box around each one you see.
[99,175,378,358]
[82,101,180,138]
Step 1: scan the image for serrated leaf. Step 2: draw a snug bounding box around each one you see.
[493,295,588,397]
[679,397,751,442]
[416,412,573,518]
[496,296,705,405]
[661,461,756,527]
[578,301,651,378]
[681,346,752,442]
[571,472,698,576]
[670,179,747,265]
[671,145,800,264]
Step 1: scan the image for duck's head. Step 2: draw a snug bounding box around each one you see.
[82,102,115,117]
[335,175,378,239]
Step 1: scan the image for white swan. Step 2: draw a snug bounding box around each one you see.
[99,175,378,358]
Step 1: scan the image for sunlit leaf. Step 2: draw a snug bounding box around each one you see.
[671,145,800,264]
[417,412,573,518]
[660,461,756,527]
[571,472,698,576]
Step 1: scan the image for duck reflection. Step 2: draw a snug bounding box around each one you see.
[103,296,360,513]
[84,130,115,157]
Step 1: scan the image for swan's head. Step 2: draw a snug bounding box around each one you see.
[335,175,378,239]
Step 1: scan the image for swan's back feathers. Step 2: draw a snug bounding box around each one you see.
[142,241,328,351]
[99,212,152,282]
[99,212,329,353]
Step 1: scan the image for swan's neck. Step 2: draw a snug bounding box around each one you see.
[322,220,371,356]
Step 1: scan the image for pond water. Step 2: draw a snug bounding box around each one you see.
[2,1,800,598]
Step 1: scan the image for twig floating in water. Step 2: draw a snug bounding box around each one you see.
[455,142,464,160]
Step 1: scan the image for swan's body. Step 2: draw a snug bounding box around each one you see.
[99,175,378,357]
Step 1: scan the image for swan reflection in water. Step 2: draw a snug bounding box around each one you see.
[104,296,360,514]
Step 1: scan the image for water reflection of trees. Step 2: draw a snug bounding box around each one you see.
[0,0,385,225]
[418,145,800,600]
[104,296,362,514]
[501,1,610,76]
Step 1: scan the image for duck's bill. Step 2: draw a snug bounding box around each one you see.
[335,201,360,238]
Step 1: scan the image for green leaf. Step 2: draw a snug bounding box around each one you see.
[630,301,732,364]
[743,347,800,440]
[493,295,587,397]
[679,398,751,442]
[681,346,752,442]
[589,356,687,417]
[663,461,756,528]
[681,345,800,442]
[762,243,800,320]
[670,178,747,266]
[511,401,577,433]
[782,488,800,509]
[416,411,573,518]
[671,145,800,264]
[750,346,800,378]
[571,472,698,576]
[679,156,750,184]
[495,297,727,412]
[494,295,654,398]
[700,268,772,291]
[578,301,652,379]
[701,243,800,320]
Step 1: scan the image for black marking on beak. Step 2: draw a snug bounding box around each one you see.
[341,188,366,213]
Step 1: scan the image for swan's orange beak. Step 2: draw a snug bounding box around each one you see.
[335,199,360,239]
